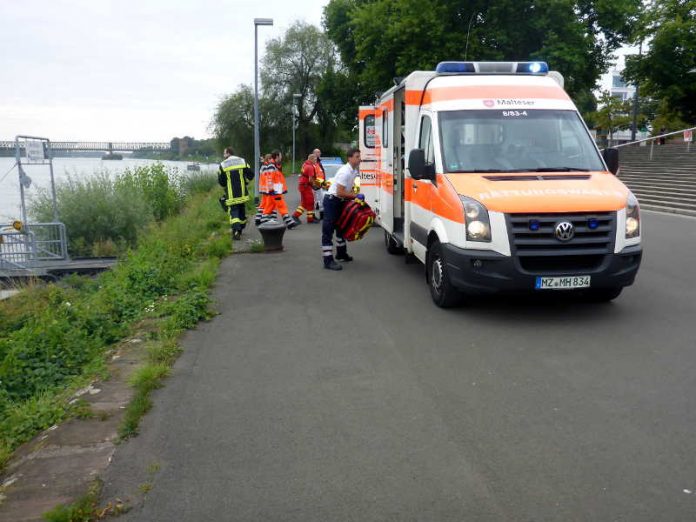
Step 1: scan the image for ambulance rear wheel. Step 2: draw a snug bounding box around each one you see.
[384,231,404,255]
[427,240,463,308]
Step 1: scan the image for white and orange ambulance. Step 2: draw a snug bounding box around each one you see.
[358,61,642,307]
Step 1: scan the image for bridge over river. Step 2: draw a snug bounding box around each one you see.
[0,140,172,154]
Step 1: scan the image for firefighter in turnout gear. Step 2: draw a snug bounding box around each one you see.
[293,153,320,224]
[218,147,254,240]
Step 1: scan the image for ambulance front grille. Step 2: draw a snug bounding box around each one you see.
[507,212,616,271]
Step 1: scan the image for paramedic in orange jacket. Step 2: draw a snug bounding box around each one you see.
[260,150,297,229]
[255,154,273,225]
[293,153,319,223]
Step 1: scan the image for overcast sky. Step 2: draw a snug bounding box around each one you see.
[0,0,327,142]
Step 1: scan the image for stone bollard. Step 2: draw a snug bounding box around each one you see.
[257,221,286,252]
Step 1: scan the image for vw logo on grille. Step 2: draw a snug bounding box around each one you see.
[554,221,575,242]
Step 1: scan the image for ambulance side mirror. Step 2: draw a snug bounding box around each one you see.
[602,147,619,175]
[408,149,436,181]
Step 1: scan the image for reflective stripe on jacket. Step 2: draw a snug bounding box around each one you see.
[218,156,252,205]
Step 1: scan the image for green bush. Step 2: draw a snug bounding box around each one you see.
[30,173,153,257]
[30,163,192,257]
[181,170,219,195]
[0,189,231,469]
[117,163,184,221]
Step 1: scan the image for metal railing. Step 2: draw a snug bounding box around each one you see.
[609,126,696,159]
[0,222,68,271]
[0,230,32,269]
[27,223,68,260]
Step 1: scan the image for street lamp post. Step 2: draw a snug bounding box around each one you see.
[253,18,273,203]
[291,93,301,174]
[631,41,642,142]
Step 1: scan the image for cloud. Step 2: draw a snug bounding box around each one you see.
[0,0,327,140]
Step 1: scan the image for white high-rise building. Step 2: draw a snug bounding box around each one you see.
[599,52,637,101]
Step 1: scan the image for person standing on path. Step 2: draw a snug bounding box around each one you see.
[260,151,298,229]
[321,148,361,271]
[218,147,253,240]
[293,153,320,224]
[313,148,325,177]
[312,148,327,220]
[255,154,273,225]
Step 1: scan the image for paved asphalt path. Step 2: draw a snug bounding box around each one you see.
[103,181,696,521]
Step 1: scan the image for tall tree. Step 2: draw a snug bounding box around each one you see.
[261,21,338,157]
[324,0,642,112]
[591,91,634,142]
[209,85,255,160]
[623,0,696,126]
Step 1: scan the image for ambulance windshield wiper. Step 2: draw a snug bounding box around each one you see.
[455,169,529,173]
[529,167,591,172]
[452,168,590,173]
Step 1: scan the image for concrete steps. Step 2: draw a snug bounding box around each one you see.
[616,142,696,216]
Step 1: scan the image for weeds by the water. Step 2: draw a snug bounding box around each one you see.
[0,188,231,470]
[30,163,217,257]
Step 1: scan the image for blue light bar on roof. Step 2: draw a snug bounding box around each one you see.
[516,61,549,74]
[435,61,549,74]
[435,62,476,73]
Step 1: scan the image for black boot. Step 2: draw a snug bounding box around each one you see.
[336,246,353,262]
[324,256,343,271]
[284,214,299,229]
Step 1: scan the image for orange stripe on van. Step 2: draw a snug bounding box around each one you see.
[444,172,628,213]
[405,86,569,106]
[405,90,425,106]
[359,108,374,119]
[379,98,394,111]
[404,176,465,224]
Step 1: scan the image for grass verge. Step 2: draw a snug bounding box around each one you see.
[0,188,231,471]
[42,479,129,521]
[42,479,102,522]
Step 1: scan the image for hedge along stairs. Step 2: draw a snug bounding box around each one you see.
[0,188,233,521]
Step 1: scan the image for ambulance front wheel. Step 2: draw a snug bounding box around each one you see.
[384,231,404,255]
[427,240,463,308]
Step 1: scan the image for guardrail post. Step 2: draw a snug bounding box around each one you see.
[649,140,654,161]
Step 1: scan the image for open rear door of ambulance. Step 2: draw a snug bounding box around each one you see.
[358,106,379,219]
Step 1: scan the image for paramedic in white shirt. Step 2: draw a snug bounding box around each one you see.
[321,148,361,271]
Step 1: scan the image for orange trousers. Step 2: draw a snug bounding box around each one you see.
[262,194,289,216]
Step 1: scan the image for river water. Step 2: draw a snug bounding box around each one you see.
[0,157,217,222]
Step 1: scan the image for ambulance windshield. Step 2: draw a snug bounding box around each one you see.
[439,110,605,173]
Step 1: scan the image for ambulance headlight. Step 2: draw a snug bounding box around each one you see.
[625,193,640,239]
[460,196,491,242]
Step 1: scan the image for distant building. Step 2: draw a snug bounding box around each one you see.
[170,136,195,156]
[599,61,645,144]
[608,68,636,102]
